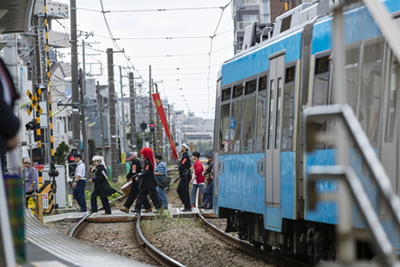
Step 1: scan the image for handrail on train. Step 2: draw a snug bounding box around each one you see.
[306,104,400,267]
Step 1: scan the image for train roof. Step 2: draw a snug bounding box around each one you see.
[218,0,400,86]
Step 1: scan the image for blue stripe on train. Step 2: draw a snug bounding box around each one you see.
[312,0,400,55]
[221,31,302,86]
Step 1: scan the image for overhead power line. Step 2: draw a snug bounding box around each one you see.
[78,6,226,13]
[129,46,231,58]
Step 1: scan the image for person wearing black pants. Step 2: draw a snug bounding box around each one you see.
[120,152,151,213]
[177,144,192,211]
[89,156,119,215]
[133,148,161,213]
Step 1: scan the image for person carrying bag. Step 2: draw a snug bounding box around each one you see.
[154,154,169,208]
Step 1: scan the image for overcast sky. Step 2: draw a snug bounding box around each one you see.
[52,0,234,119]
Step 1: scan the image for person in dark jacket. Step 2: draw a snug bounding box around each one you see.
[88,156,119,215]
[177,143,192,211]
[200,156,214,209]
[0,58,20,172]
[132,147,161,213]
[119,151,151,213]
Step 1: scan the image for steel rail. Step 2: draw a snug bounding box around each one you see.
[69,194,127,237]
[194,190,311,267]
[134,212,186,267]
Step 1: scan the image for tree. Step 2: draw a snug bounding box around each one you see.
[54,141,69,165]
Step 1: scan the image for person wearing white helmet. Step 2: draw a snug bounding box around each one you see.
[88,155,119,215]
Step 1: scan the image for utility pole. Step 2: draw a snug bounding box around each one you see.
[149,65,153,149]
[71,0,80,153]
[96,81,106,156]
[119,66,127,155]
[168,104,172,164]
[129,72,136,150]
[107,48,118,181]
[79,69,88,170]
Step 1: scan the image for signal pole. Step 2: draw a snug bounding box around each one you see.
[70,0,80,153]
[149,65,153,149]
[129,72,136,149]
[107,48,118,181]
[119,66,127,155]
[96,81,106,155]
[79,69,88,170]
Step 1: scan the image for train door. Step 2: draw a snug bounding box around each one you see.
[266,54,285,206]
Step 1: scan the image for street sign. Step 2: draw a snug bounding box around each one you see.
[33,164,44,170]
[26,89,43,115]
[42,193,48,209]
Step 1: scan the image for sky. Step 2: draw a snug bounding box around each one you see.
[52,0,235,120]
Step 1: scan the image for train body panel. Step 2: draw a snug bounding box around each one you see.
[214,0,400,261]
[218,153,265,215]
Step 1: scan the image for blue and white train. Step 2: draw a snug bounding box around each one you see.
[213,0,400,263]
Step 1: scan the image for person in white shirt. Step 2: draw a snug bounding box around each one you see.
[73,153,87,212]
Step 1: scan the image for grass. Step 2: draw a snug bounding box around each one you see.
[142,208,204,235]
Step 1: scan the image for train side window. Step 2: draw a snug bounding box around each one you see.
[275,78,283,149]
[242,95,256,152]
[282,66,295,151]
[386,55,399,142]
[268,79,275,149]
[345,46,360,113]
[233,83,243,98]
[219,103,231,152]
[312,56,330,141]
[360,40,383,147]
[256,75,267,152]
[259,75,267,91]
[230,100,243,152]
[245,79,257,95]
[222,87,231,102]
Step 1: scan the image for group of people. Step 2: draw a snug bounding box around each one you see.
[71,143,214,215]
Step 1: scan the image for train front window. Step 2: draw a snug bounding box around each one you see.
[242,96,256,152]
[230,100,243,152]
[220,103,231,152]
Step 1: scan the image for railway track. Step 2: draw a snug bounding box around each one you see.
[194,190,312,267]
[69,173,185,266]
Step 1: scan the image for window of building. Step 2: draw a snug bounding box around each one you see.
[243,0,259,5]
[243,14,259,23]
